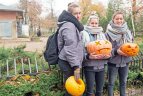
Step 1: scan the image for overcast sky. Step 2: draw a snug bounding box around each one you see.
[0,0,109,16]
[0,0,19,5]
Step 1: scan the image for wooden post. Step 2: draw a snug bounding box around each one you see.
[21,58,25,74]
[35,57,39,73]
[6,60,9,77]
[0,63,1,78]
[28,58,32,74]
[14,58,17,75]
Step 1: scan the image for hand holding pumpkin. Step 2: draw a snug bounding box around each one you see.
[120,43,139,56]
[117,48,128,56]
[65,76,85,96]
[103,54,111,59]
[89,53,105,59]
[74,68,80,81]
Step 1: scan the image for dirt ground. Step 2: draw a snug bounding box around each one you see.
[0,37,48,53]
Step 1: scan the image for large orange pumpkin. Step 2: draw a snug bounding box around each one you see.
[120,43,139,56]
[86,40,112,55]
[65,76,85,96]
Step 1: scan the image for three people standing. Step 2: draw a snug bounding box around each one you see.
[56,2,133,95]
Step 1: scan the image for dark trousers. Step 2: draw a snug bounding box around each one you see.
[58,59,74,96]
[108,63,129,96]
[84,67,105,96]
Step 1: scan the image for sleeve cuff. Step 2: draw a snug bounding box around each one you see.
[86,53,90,60]
[114,49,118,55]
[73,66,79,70]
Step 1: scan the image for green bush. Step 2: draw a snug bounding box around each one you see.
[0,70,64,96]
[0,47,11,61]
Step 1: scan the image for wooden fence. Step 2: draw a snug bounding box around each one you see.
[129,50,143,72]
[0,56,49,79]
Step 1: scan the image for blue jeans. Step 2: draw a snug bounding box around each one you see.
[84,67,105,96]
[108,63,129,96]
[58,59,74,96]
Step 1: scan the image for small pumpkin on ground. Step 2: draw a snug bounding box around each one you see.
[65,76,85,96]
[120,43,139,56]
[22,75,31,81]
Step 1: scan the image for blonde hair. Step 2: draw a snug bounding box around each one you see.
[112,11,124,20]
[68,2,80,13]
[87,11,99,25]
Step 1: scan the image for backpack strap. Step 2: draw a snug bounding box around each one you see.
[56,22,67,53]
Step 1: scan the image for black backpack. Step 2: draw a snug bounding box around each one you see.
[44,29,59,65]
[43,22,66,65]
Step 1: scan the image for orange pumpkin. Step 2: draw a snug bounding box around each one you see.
[21,75,31,81]
[86,40,112,55]
[65,76,85,96]
[120,43,139,56]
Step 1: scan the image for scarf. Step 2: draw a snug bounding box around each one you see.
[106,21,133,44]
[58,10,84,32]
[84,25,106,41]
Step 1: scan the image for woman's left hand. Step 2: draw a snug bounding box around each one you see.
[117,48,128,56]
[103,54,111,59]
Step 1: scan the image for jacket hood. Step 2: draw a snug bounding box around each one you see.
[58,10,84,32]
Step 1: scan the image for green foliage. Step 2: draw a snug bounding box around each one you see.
[1,40,143,95]
[0,70,64,96]
[139,43,143,49]
[0,46,48,78]
[114,80,119,91]
[127,71,143,88]
[128,71,138,81]
[10,44,38,59]
[126,16,133,31]
[10,44,26,57]
[135,72,143,83]
[0,47,11,61]
[0,45,39,63]
[81,16,88,25]
[106,2,114,21]
[99,1,114,31]
[0,45,38,61]
[99,17,108,31]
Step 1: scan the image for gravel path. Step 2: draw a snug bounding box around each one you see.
[0,37,48,53]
